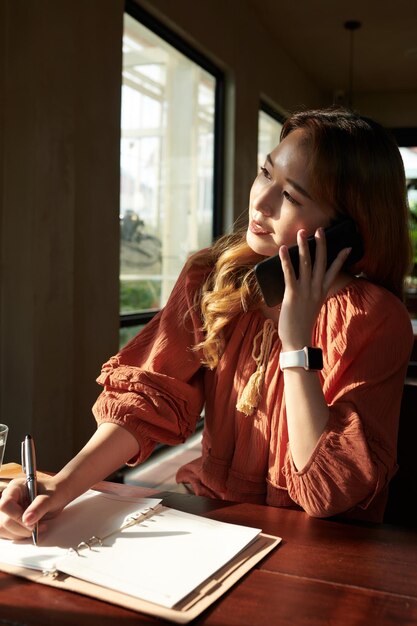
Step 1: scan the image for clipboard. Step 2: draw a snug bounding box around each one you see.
[0,532,280,623]
[0,478,281,623]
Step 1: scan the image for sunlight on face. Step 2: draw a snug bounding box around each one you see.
[247,129,334,257]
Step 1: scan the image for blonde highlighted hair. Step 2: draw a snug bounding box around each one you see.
[190,226,264,368]
[193,107,412,368]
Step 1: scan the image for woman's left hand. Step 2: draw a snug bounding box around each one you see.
[278,227,351,351]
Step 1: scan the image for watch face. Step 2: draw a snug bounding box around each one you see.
[307,348,323,370]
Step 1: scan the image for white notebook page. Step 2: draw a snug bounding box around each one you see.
[0,491,161,571]
[58,505,261,608]
[0,490,261,608]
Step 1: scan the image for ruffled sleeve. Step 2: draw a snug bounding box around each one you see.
[92,258,209,465]
[283,280,414,518]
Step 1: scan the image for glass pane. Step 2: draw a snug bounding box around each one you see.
[258,109,283,169]
[120,14,216,315]
[400,146,417,317]
[119,324,145,349]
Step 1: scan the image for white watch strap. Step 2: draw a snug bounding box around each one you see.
[279,348,307,370]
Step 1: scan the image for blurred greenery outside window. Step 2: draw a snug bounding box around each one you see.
[119,11,219,347]
[119,324,145,348]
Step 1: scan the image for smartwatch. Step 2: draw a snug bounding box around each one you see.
[279,347,323,371]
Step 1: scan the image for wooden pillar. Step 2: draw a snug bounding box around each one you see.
[0,0,123,470]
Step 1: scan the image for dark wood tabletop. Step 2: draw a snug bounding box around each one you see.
[0,481,416,626]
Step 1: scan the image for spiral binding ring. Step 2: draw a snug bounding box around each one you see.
[67,503,163,557]
[42,568,59,578]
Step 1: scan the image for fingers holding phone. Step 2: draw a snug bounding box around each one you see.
[279,228,328,299]
[279,229,325,350]
[278,225,355,351]
[310,227,352,293]
[254,217,363,307]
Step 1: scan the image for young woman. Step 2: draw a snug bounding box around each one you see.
[0,107,413,540]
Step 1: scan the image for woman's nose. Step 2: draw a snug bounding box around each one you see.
[252,185,278,217]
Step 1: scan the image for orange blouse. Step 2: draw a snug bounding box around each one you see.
[93,259,413,522]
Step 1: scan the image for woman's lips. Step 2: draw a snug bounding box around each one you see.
[249,220,272,235]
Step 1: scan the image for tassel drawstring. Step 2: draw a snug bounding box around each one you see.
[236,319,277,416]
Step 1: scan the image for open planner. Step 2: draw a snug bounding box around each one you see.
[0,488,281,623]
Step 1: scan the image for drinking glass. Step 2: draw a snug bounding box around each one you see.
[0,424,9,470]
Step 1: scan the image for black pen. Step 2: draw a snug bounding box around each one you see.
[21,434,38,546]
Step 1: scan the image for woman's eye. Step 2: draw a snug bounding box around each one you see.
[259,166,272,180]
[283,190,298,205]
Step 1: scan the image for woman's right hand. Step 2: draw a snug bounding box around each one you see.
[0,476,68,541]
[0,423,140,541]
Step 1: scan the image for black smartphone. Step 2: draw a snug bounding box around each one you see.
[254,217,364,307]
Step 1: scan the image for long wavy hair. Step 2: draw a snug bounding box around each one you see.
[193,107,412,368]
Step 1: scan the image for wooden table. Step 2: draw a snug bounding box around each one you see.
[0,481,416,626]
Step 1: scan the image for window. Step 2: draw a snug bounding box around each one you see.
[258,104,284,169]
[120,5,223,343]
[400,146,417,317]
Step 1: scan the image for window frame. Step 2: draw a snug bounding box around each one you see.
[121,1,225,329]
[390,128,417,148]
[259,100,286,127]
[391,127,417,321]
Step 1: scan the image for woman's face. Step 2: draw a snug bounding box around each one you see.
[247,128,334,257]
